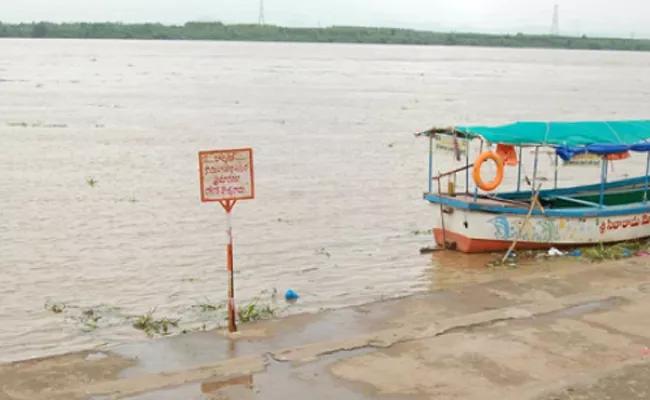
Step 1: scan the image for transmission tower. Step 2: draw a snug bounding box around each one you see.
[258,0,266,25]
[551,4,559,36]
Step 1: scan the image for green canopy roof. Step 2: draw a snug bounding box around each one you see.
[453,120,650,147]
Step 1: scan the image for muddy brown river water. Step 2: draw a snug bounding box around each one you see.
[1,39,649,362]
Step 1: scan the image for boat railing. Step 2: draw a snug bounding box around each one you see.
[431,164,474,182]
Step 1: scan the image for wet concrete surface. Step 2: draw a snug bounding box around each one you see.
[112,303,396,377]
[97,259,650,381]
[122,349,402,400]
[110,284,519,379]
[536,361,650,400]
[5,258,650,400]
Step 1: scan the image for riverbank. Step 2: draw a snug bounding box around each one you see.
[2,21,650,52]
[4,256,650,399]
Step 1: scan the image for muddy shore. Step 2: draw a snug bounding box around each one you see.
[3,257,650,399]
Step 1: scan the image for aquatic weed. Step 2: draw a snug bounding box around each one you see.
[44,300,66,314]
[236,290,280,323]
[581,241,643,262]
[77,308,102,331]
[193,298,223,312]
[181,323,208,334]
[132,308,180,337]
[119,195,138,203]
[86,176,98,187]
[237,301,276,323]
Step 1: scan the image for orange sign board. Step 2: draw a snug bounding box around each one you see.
[199,148,255,202]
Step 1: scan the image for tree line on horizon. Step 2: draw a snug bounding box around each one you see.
[1,21,649,52]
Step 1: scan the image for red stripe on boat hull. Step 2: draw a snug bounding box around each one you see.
[433,229,573,253]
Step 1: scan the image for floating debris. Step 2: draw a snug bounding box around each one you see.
[284,289,299,301]
[7,122,28,127]
[315,247,331,258]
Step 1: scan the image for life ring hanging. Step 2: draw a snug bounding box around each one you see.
[473,151,504,192]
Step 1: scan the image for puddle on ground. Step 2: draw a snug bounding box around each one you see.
[554,297,626,318]
[121,348,416,400]
[112,305,395,378]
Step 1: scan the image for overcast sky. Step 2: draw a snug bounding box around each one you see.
[2,0,648,38]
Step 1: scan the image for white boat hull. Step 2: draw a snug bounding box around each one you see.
[432,205,650,253]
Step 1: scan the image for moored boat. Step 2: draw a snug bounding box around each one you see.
[417,120,650,253]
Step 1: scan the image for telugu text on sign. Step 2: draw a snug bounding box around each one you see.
[199,148,255,202]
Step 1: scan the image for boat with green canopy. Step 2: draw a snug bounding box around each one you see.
[416,120,650,253]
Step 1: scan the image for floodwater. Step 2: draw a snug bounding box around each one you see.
[1,39,650,362]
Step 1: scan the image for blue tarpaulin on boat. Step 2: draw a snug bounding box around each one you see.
[554,144,644,161]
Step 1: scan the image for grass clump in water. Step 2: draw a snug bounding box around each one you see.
[119,194,138,203]
[132,308,179,337]
[237,290,279,323]
[44,300,66,314]
[581,241,644,262]
[192,298,223,312]
[77,308,102,331]
[86,176,98,187]
[181,323,208,334]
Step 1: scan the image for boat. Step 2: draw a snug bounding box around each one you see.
[416,120,650,253]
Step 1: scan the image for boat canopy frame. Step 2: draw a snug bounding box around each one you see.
[416,119,650,210]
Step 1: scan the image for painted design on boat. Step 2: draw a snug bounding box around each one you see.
[488,216,560,242]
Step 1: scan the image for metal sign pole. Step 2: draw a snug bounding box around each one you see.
[221,200,237,333]
[199,148,255,335]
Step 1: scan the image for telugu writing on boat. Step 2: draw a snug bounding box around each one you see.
[599,214,650,234]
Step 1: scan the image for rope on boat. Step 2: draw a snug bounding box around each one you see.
[502,184,543,263]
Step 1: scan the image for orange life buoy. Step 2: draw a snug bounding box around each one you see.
[473,151,504,192]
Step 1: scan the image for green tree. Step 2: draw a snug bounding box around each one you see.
[31,22,48,38]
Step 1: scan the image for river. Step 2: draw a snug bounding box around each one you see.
[1,39,649,362]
